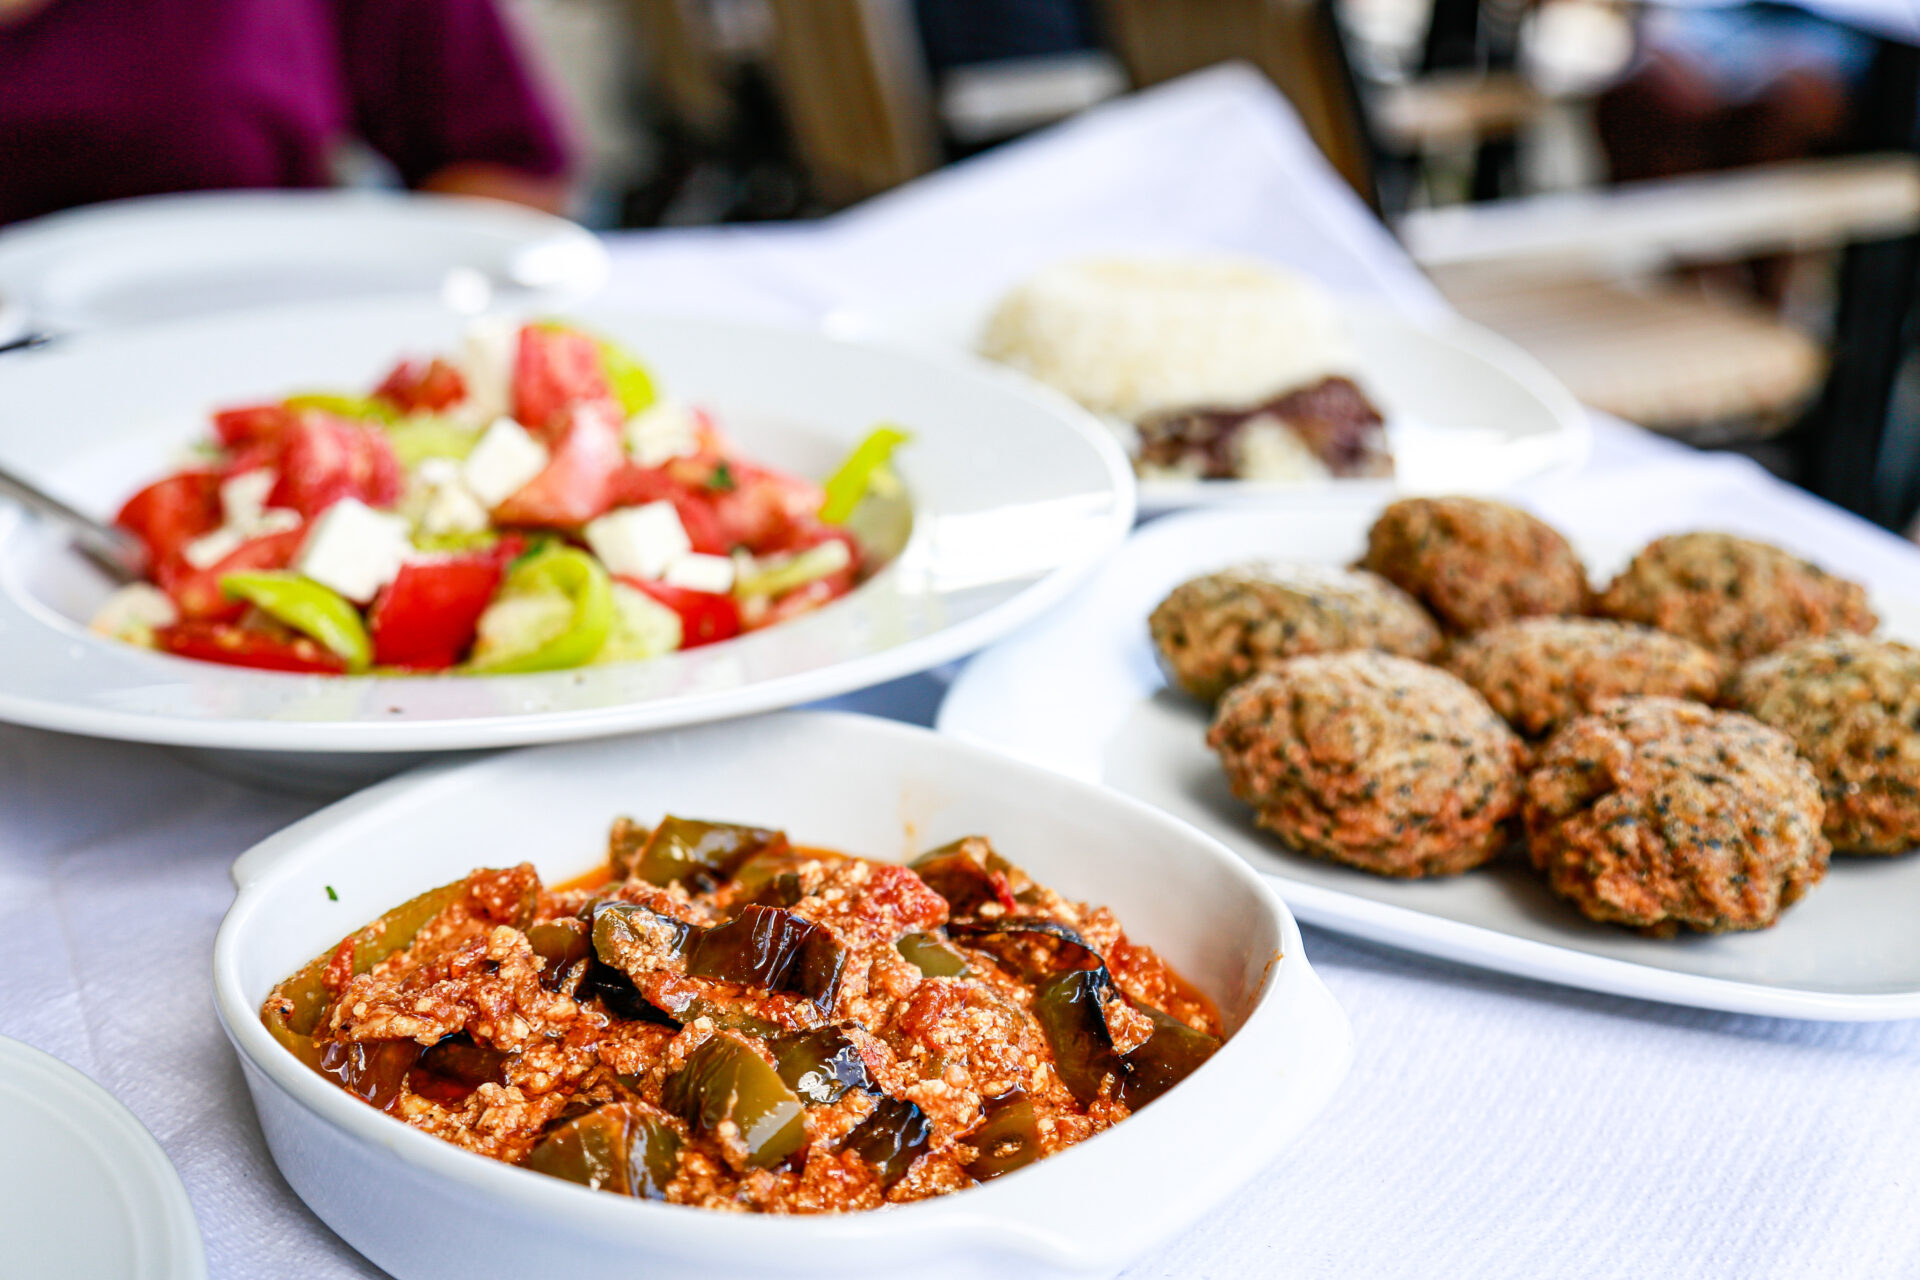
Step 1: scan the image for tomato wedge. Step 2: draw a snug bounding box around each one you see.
[710,462,828,555]
[624,578,741,648]
[115,471,222,568]
[212,403,298,451]
[367,545,515,670]
[161,526,307,621]
[491,402,625,528]
[155,619,347,673]
[376,358,467,414]
[514,324,613,440]
[268,414,404,518]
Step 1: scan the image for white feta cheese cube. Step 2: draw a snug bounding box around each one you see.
[181,524,247,570]
[294,498,413,603]
[623,399,701,468]
[462,416,549,507]
[417,457,462,487]
[219,468,277,526]
[584,501,690,580]
[252,507,304,537]
[457,317,517,425]
[90,582,178,642]
[662,552,735,594]
[419,478,491,537]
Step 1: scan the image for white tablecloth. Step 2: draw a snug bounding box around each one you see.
[7,65,1920,1279]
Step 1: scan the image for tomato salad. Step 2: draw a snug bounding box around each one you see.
[93,320,907,675]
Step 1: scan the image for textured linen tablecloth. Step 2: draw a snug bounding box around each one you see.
[5,65,1920,1280]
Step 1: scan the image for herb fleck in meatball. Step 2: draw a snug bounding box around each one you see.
[1730,635,1920,856]
[1524,697,1829,934]
[1358,497,1590,633]
[1150,561,1441,702]
[1595,531,1875,662]
[1206,651,1526,877]
[1445,617,1724,739]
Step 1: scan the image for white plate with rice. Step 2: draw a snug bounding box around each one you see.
[829,256,1589,515]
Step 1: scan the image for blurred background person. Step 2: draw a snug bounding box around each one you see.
[0,0,575,226]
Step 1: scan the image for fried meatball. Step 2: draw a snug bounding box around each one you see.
[1595,531,1875,662]
[1445,618,1724,739]
[1206,651,1526,877]
[1524,697,1829,934]
[1150,561,1442,702]
[1729,634,1920,855]
[1357,497,1590,633]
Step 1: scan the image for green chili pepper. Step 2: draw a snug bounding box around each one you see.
[525,1102,682,1199]
[385,417,482,466]
[632,817,788,890]
[819,425,910,525]
[662,1034,806,1170]
[284,392,399,423]
[896,931,969,978]
[260,879,467,1066]
[963,1090,1043,1182]
[596,337,659,418]
[221,571,373,672]
[468,546,614,673]
[1120,1006,1221,1110]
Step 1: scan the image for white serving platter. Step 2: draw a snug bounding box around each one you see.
[938,503,1920,1021]
[0,1035,206,1280]
[213,711,1351,1280]
[0,298,1133,770]
[0,189,609,333]
[829,291,1589,515]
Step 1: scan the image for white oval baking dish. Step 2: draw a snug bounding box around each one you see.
[212,712,1351,1279]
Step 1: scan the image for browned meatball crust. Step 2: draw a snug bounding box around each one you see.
[1595,531,1875,662]
[1524,697,1829,934]
[1358,497,1590,633]
[1150,561,1442,702]
[1730,634,1920,856]
[1445,618,1724,738]
[1207,651,1526,877]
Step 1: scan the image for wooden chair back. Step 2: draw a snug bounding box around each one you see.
[1095,0,1378,207]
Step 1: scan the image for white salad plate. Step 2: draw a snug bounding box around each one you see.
[828,292,1589,515]
[0,1035,207,1280]
[212,711,1352,1280]
[0,189,609,334]
[0,298,1133,775]
[939,504,1920,1021]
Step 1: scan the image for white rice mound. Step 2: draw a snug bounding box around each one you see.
[978,255,1359,423]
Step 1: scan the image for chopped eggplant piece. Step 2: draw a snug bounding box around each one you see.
[1120,1006,1221,1110]
[417,1031,510,1090]
[686,905,847,1012]
[634,817,788,891]
[587,899,693,969]
[526,919,591,992]
[772,1025,874,1105]
[662,1034,806,1170]
[963,1091,1043,1182]
[842,1096,932,1190]
[317,1038,422,1113]
[582,960,678,1025]
[525,1102,683,1199]
[895,931,969,978]
[910,837,1032,918]
[1032,968,1127,1107]
[730,846,846,901]
[946,917,1103,977]
[607,817,651,881]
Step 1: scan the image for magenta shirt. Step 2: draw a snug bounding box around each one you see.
[0,0,572,226]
